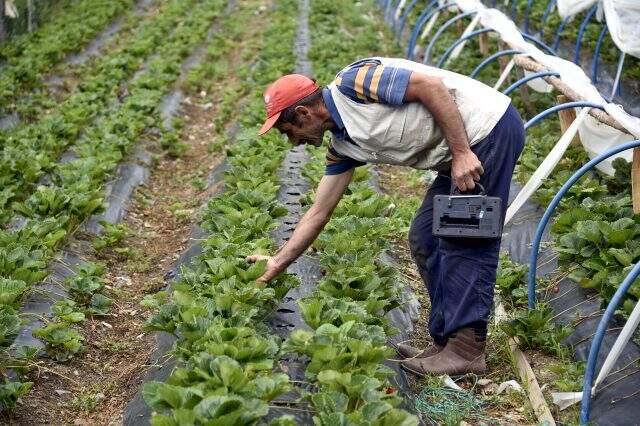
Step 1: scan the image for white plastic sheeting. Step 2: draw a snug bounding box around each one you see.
[474,7,640,225]
[557,0,598,18]
[602,0,640,59]
[557,0,640,59]
[579,114,634,174]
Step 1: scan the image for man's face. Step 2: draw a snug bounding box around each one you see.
[276,107,324,147]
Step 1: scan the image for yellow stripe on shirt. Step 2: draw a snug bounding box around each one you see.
[368,66,385,101]
[354,65,372,102]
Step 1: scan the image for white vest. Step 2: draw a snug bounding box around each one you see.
[329,57,511,171]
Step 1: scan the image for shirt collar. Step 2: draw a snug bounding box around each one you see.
[322,87,346,135]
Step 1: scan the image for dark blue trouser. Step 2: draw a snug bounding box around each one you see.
[408,104,525,345]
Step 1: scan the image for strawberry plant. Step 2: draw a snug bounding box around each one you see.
[0,278,27,307]
[0,379,33,411]
[501,306,571,357]
[51,300,86,324]
[93,221,130,250]
[33,322,84,362]
[0,306,21,348]
[496,254,529,309]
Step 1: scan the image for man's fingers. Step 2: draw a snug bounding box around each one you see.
[466,178,476,190]
[456,177,467,192]
[246,255,267,263]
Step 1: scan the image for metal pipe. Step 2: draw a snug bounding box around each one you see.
[524,101,604,131]
[524,0,534,34]
[502,71,560,96]
[406,1,440,59]
[423,10,473,65]
[581,260,640,424]
[552,16,570,51]
[396,0,419,40]
[470,49,525,78]
[436,28,556,69]
[539,0,558,38]
[573,5,598,64]
[591,25,609,83]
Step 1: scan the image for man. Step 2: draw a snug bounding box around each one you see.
[247,57,525,376]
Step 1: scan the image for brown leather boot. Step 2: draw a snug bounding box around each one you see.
[396,342,443,359]
[401,328,486,377]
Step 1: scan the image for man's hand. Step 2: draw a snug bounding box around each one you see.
[246,255,283,283]
[451,149,484,192]
[245,170,354,284]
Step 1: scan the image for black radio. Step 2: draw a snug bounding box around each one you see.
[433,183,502,239]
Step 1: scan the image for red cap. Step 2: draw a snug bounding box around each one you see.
[258,74,319,135]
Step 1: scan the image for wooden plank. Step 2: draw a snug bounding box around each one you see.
[496,303,556,426]
[509,338,557,426]
[479,31,489,55]
[556,95,582,146]
[633,148,640,214]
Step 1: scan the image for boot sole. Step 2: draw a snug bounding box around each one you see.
[400,362,486,378]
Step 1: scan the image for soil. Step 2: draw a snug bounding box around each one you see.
[1,6,265,423]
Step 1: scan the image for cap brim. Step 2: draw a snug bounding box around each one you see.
[258,112,281,136]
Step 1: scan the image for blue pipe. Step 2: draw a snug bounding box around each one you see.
[591,25,609,83]
[526,134,636,311]
[436,29,556,69]
[552,16,570,51]
[406,1,440,59]
[540,0,558,38]
[396,0,419,40]
[470,49,525,78]
[524,0,534,34]
[502,71,560,96]
[573,5,598,64]
[424,11,475,64]
[524,101,604,131]
[581,260,640,424]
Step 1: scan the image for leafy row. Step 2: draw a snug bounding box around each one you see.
[270,0,420,424]
[141,1,306,424]
[0,0,203,224]
[0,0,133,112]
[0,0,231,382]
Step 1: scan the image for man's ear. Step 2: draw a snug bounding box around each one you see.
[294,105,311,118]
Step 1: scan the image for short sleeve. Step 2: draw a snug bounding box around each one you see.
[325,144,366,175]
[335,61,412,105]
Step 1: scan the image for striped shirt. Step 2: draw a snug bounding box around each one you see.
[324,58,412,175]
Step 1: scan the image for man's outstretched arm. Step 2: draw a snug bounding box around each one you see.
[247,168,354,282]
[404,72,484,192]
